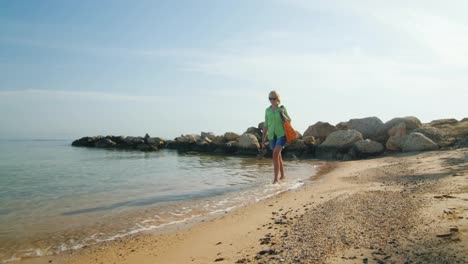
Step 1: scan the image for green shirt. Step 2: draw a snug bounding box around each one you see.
[264,105,291,140]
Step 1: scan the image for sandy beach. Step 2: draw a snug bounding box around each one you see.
[20,148,468,264]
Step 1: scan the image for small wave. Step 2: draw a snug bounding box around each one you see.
[2,165,315,263]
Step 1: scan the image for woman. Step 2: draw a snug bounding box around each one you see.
[262,91,291,184]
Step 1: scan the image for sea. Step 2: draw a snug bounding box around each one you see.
[0,139,318,262]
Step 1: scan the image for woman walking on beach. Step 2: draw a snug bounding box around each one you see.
[262,91,291,184]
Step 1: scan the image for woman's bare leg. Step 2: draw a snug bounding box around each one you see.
[279,151,285,180]
[273,147,282,184]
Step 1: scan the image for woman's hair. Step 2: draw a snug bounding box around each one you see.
[269,90,281,103]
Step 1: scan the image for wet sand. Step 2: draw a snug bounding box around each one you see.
[19,148,468,263]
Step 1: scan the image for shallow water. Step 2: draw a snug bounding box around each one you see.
[0,140,317,262]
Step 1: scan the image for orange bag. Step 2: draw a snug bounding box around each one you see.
[283,120,298,143]
[279,106,298,143]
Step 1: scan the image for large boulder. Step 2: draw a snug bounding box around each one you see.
[429,119,458,127]
[320,129,364,149]
[285,139,307,151]
[386,136,405,151]
[168,134,199,151]
[382,117,422,133]
[192,136,216,152]
[303,122,337,141]
[302,136,316,146]
[95,138,117,148]
[316,129,363,160]
[388,122,407,137]
[258,122,266,132]
[283,140,308,159]
[224,132,240,142]
[335,122,349,130]
[144,133,151,143]
[346,117,385,141]
[124,136,145,146]
[401,132,439,152]
[244,127,262,142]
[238,133,260,149]
[224,141,239,154]
[72,136,96,147]
[210,136,228,154]
[454,135,468,148]
[378,116,422,144]
[175,134,198,144]
[236,133,260,156]
[211,135,226,146]
[106,136,128,146]
[147,137,165,148]
[386,123,407,151]
[351,139,385,158]
[201,132,216,140]
[412,126,452,147]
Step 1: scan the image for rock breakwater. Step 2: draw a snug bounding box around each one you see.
[72,117,468,160]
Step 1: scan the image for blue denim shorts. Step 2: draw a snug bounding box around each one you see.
[269,136,286,150]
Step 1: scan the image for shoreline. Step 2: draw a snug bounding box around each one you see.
[13,160,327,264]
[18,148,468,263]
[5,158,318,264]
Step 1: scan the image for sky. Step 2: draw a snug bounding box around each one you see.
[1,0,467,140]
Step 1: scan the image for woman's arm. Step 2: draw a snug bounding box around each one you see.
[262,127,268,147]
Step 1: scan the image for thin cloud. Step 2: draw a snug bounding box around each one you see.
[0,89,175,103]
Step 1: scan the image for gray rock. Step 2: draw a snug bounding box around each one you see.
[72,137,96,147]
[197,137,212,145]
[224,141,239,154]
[258,122,266,132]
[175,134,198,144]
[238,133,260,149]
[321,129,363,149]
[454,135,468,148]
[382,116,422,133]
[201,132,216,140]
[211,135,226,146]
[107,136,127,146]
[386,135,406,151]
[353,139,385,158]
[412,126,445,145]
[95,138,117,148]
[224,132,240,142]
[315,145,339,160]
[346,117,384,141]
[192,137,216,152]
[388,122,407,136]
[335,122,349,130]
[378,116,422,144]
[401,132,439,152]
[225,141,238,148]
[147,137,165,147]
[429,118,458,126]
[244,127,262,141]
[302,136,316,145]
[303,122,337,141]
[285,139,306,151]
[144,133,150,143]
[315,129,363,160]
[386,123,407,151]
[125,136,145,146]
